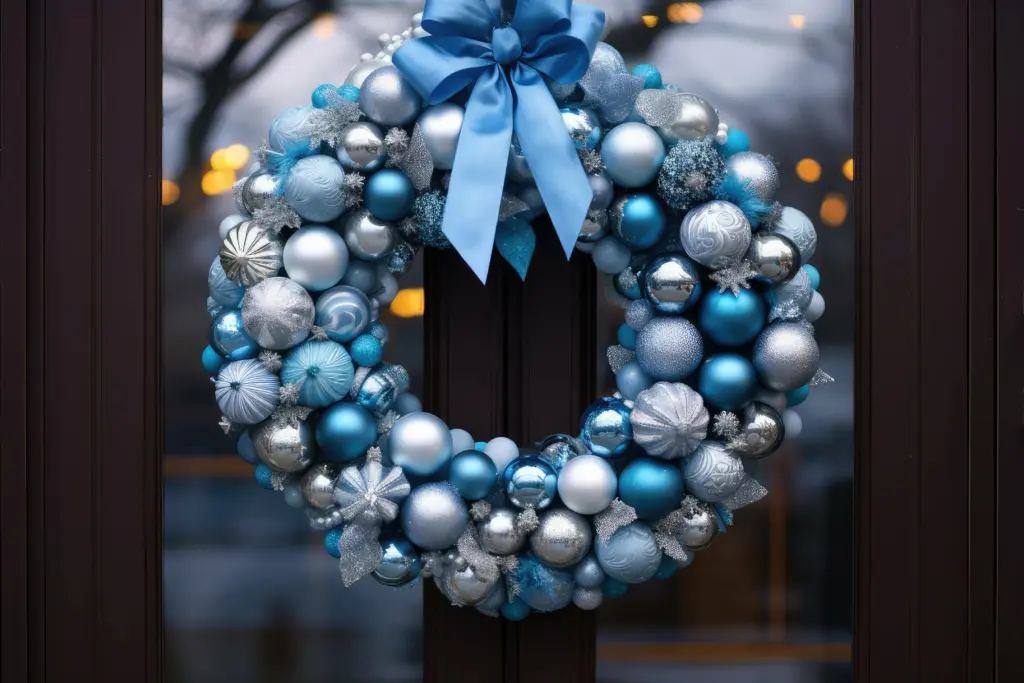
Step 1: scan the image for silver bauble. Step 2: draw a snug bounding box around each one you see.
[475,582,507,618]
[341,209,397,262]
[595,522,663,584]
[806,290,826,323]
[681,441,745,503]
[765,269,814,320]
[341,259,379,294]
[578,209,609,243]
[400,482,469,551]
[507,134,533,182]
[359,65,423,128]
[389,412,454,477]
[253,418,317,473]
[635,317,704,381]
[771,206,817,262]
[315,285,372,343]
[417,103,464,171]
[724,152,780,204]
[600,122,666,188]
[746,232,801,285]
[239,172,281,215]
[730,402,785,459]
[215,360,280,425]
[783,409,803,439]
[529,509,594,568]
[589,170,615,210]
[219,214,246,240]
[443,562,500,607]
[208,256,246,307]
[680,200,752,269]
[572,554,606,589]
[753,322,820,392]
[591,236,632,274]
[345,58,386,88]
[630,382,709,458]
[560,106,603,151]
[282,224,349,292]
[573,587,604,611]
[220,221,284,287]
[336,122,387,173]
[635,90,720,144]
[641,254,702,314]
[300,463,341,510]
[284,155,348,223]
[476,508,526,556]
[556,455,618,515]
[241,277,315,351]
[677,496,719,551]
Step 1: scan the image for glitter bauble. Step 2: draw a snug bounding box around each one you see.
[241,277,315,351]
[753,322,820,392]
[573,587,604,611]
[530,509,593,568]
[253,418,317,473]
[635,317,704,381]
[595,522,663,584]
[215,359,280,425]
[220,221,284,287]
[630,382,709,459]
[679,200,752,270]
[724,152,780,205]
[730,402,785,459]
[681,441,745,503]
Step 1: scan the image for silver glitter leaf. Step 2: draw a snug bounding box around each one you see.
[270,471,288,492]
[307,98,362,149]
[384,127,410,160]
[712,411,740,439]
[719,477,769,511]
[470,501,493,522]
[456,528,501,583]
[279,383,300,406]
[810,369,835,386]
[709,260,759,295]
[310,326,330,342]
[343,173,365,209]
[653,510,696,563]
[339,522,384,587]
[607,344,636,374]
[581,66,645,126]
[498,192,531,221]
[516,508,540,535]
[594,498,638,544]
[578,149,604,173]
[252,196,302,234]
[258,350,283,374]
[270,405,313,428]
[349,366,372,399]
[635,89,686,128]
[397,123,435,191]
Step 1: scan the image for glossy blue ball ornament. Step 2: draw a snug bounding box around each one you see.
[504,456,558,510]
[324,529,343,558]
[719,128,750,157]
[610,194,667,249]
[580,397,633,457]
[501,598,531,621]
[632,64,663,89]
[338,85,360,103]
[311,84,337,108]
[617,323,638,350]
[448,450,498,501]
[202,345,225,376]
[316,402,379,462]
[803,264,821,290]
[373,535,422,587]
[602,578,629,598]
[786,384,810,407]
[699,288,767,347]
[349,334,384,367]
[653,555,679,580]
[255,464,275,490]
[616,361,654,401]
[699,354,758,410]
[236,429,258,464]
[210,309,258,360]
[365,169,415,221]
[618,457,685,520]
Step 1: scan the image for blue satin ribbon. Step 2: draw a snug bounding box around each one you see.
[394,0,605,282]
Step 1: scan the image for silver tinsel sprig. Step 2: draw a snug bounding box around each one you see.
[498,192,531,221]
[712,411,740,440]
[307,95,362,149]
[470,500,493,522]
[270,471,288,492]
[710,260,759,295]
[616,266,638,295]
[516,508,540,535]
[365,445,383,463]
[762,202,785,230]
[384,127,410,161]
[652,509,696,563]
[718,477,769,511]
[344,173,365,208]
[810,369,835,386]
[594,498,638,544]
[279,383,300,406]
[258,350,283,373]
[498,554,522,600]
[396,123,435,191]
[252,196,302,234]
[607,344,636,374]
[310,326,330,342]
[271,405,313,428]
[456,528,501,583]
[218,416,234,435]
[377,410,400,436]
[253,141,272,169]
[578,149,604,173]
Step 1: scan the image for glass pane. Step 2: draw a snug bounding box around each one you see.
[589,2,854,681]
[162,3,426,681]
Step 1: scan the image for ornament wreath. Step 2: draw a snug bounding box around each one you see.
[203,0,832,619]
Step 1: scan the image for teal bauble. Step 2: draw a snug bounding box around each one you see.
[349,334,384,367]
[311,84,337,108]
[786,384,810,407]
[324,529,342,558]
[602,578,628,597]
[281,340,355,408]
[315,402,378,462]
[202,345,225,376]
[580,397,633,457]
[210,309,258,361]
[448,450,498,501]
[618,457,685,520]
[610,194,668,249]
[365,169,415,221]
[698,354,758,410]
[719,128,750,158]
[632,64,663,89]
[803,264,821,289]
[699,288,767,346]
[501,598,531,621]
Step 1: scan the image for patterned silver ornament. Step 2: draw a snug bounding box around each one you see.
[635,317,704,381]
[746,232,800,285]
[283,155,348,223]
[630,382,709,459]
[730,402,785,459]
[477,508,527,556]
[753,322,820,392]
[635,90,720,144]
[724,152,780,205]
[766,268,814,321]
[595,522,663,584]
[529,509,593,568]
[215,359,281,425]
[641,253,702,314]
[676,496,719,551]
[301,463,341,510]
[359,65,423,128]
[770,206,818,262]
[681,441,745,503]
[241,277,315,351]
[336,122,387,173]
[220,221,284,287]
[252,417,316,473]
[680,200,753,269]
[342,209,397,262]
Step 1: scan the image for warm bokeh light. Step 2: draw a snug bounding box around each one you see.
[843,158,855,181]
[668,3,703,23]
[390,288,426,318]
[641,15,660,28]
[161,179,180,206]
[820,192,848,226]
[202,169,237,196]
[789,14,806,30]
[796,158,822,183]
[225,144,251,170]
[313,13,336,38]
[209,149,231,171]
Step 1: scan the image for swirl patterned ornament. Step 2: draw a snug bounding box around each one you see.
[200,0,833,621]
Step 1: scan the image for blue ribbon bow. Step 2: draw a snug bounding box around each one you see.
[394,0,606,282]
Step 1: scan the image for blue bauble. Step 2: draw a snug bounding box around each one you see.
[208,257,245,308]
[202,345,225,376]
[501,598,531,621]
[580,397,633,457]
[373,535,421,587]
[653,555,679,580]
[786,384,810,407]
[255,463,275,490]
[284,155,348,223]
[515,556,575,612]
[595,522,663,584]
[617,323,638,350]
[616,361,654,401]
[394,392,423,416]
[699,288,767,347]
[365,169,415,221]
[698,354,758,410]
[448,450,498,501]
[610,194,667,249]
[281,340,355,408]
[618,457,685,520]
[337,85,360,103]
[803,264,821,290]
[719,128,750,158]
[573,554,606,589]
[311,84,337,108]
[602,577,629,597]
[504,455,558,510]
[349,334,384,367]
[324,529,343,558]
[210,309,258,360]
[601,122,666,188]
[560,105,603,151]
[632,64,663,89]
[236,429,259,464]
[315,285,373,343]
[315,402,378,462]
[269,105,317,156]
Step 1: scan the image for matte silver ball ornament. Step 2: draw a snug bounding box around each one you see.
[417,103,465,171]
[595,522,663,584]
[284,155,348,223]
[342,209,397,262]
[400,482,469,551]
[589,170,615,211]
[476,508,526,556]
[282,225,349,292]
[573,587,604,611]
[746,232,801,285]
[730,402,785,459]
[253,418,317,473]
[630,382,709,459]
[557,454,618,515]
[530,509,593,568]
[345,58,386,88]
[220,221,284,287]
[753,322,820,392]
[677,497,719,551]
[641,253,702,314]
[241,277,314,351]
[359,65,423,128]
[680,200,752,269]
[635,317,704,381]
[724,152,780,204]
[336,122,387,173]
[806,290,826,323]
[681,441,745,503]
[301,463,341,510]
[388,412,454,477]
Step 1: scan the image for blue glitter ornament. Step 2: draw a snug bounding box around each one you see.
[410,191,452,249]
[236,429,259,464]
[632,64,663,90]
[515,555,575,612]
[657,139,725,211]
[610,194,667,249]
[365,169,416,221]
[602,577,629,597]
[495,217,537,281]
[617,323,637,350]
[316,402,378,462]
[281,340,355,408]
[349,334,384,367]
[373,535,421,587]
[786,384,810,407]
[210,309,258,360]
[698,354,758,410]
[616,361,653,401]
[324,529,343,558]
[448,450,498,501]
[312,84,338,109]
[653,555,679,580]
[635,317,704,381]
[580,397,633,457]
[202,345,225,376]
[255,463,275,490]
[501,598,531,621]
[719,128,751,158]
[338,85,360,103]
[803,264,821,290]
[504,455,558,510]
[618,457,685,520]
[699,288,767,347]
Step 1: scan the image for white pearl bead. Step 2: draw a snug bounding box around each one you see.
[360,53,373,61]
[716,131,729,144]
[412,12,423,27]
[401,28,412,40]
[378,33,391,47]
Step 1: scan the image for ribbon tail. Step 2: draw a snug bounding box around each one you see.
[338,522,384,587]
[442,67,514,283]
[512,64,591,260]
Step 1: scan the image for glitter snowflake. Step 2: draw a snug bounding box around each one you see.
[712,411,741,439]
[279,383,300,406]
[306,98,362,149]
[252,196,302,234]
[384,127,410,160]
[271,405,313,428]
[578,149,604,173]
[258,350,283,374]
[469,501,493,522]
[310,326,330,342]
[709,260,759,295]
[343,173,365,208]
